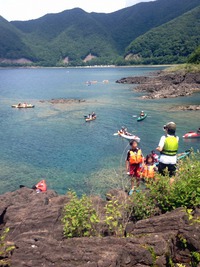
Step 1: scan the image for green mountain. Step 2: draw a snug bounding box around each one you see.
[0,16,35,61]
[188,45,200,64]
[0,0,200,66]
[125,6,200,64]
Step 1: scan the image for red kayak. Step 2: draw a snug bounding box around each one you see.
[183,131,200,139]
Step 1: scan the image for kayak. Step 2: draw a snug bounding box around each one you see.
[85,116,96,122]
[155,150,191,166]
[12,104,35,108]
[117,131,140,142]
[183,131,200,139]
[177,149,191,160]
[137,113,147,122]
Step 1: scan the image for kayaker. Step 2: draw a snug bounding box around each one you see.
[140,111,145,117]
[156,122,179,177]
[197,127,200,133]
[32,179,47,193]
[141,154,157,180]
[126,139,143,195]
[92,112,96,118]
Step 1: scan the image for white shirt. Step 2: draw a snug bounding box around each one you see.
[158,135,179,165]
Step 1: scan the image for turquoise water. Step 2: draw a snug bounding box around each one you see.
[0,67,199,195]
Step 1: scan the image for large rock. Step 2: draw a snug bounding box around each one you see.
[0,188,199,266]
[116,71,200,99]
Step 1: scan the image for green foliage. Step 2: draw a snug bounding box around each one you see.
[177,234,188,249]
[165,63,200,74]
[0,228,15,266]
[104,197,125,236]
[126,6,200,65]
[62,192,100,238]
[191,252,200,267]
[129,191,156,221]
[188,46,200,64]
[129,154,200,219]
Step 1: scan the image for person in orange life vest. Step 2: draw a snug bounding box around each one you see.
[126,139,143,193]
[32,180,47,192]
[141,154,157,180]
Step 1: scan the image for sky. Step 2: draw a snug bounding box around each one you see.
[0,0,153,21]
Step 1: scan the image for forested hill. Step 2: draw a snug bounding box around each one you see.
[125,6,200,64]
[0,0,200,66]
[0,16,34,60]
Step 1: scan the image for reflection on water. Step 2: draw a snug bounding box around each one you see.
[0,67,199,195]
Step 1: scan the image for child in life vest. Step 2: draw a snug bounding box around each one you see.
[141,154,157,180]
[126,139,143,195]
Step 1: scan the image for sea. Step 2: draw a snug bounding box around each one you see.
[0,67,199,195]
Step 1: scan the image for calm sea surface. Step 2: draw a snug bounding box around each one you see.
[0,67,199,195]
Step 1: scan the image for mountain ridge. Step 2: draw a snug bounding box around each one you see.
[0,0,200,66]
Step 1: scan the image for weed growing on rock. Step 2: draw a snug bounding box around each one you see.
[0,228,15,266]
[62,192,100,238]
[104,196,126,236]
[191,252,200,267]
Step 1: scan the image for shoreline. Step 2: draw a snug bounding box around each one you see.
[0,64,173,70]
[116,67,200,100]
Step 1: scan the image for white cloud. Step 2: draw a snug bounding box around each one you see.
[0,0,126,21]
[125,0,154,7]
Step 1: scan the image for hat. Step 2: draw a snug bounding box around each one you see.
[164,122,176,131]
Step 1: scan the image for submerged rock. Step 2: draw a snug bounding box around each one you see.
[39,98,86,104]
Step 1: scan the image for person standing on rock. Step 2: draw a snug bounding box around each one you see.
[126,139,143,195]
[156,122,179,177]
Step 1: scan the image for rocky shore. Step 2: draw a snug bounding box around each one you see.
[0,188,199,267]
[171,105,200,111]
[116,71,200,99]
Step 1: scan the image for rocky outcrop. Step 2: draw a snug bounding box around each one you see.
[171,105,200,111]
[0,188,199,267]
[39,98,86,104]
[116,71,200,99]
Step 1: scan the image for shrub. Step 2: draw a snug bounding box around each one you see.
[62,192,100,238]
[130,153,200,218]
[104,196,129,236]
[0,228,15,266]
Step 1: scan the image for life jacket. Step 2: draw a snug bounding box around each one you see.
[129,149,143,164]
[142,165,155,178]
[36,180,47,192]
[162,136,178,156]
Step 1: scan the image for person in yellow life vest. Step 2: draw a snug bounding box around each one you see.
[141,154,157,179]
[156,122,179,177]
[126,139,143,195]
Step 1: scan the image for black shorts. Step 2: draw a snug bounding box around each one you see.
[158,162,176,177]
